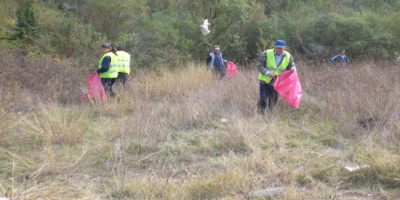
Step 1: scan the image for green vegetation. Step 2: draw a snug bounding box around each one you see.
[1,0,400,66]
[14,0,38,44]
[1,0,400,199]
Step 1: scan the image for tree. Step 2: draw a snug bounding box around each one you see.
[14,0,38,43]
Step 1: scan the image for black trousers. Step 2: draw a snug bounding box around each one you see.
[258,82,278,112]
[212,67,226,79]
[101,78,116,97]
[117,72,129,86]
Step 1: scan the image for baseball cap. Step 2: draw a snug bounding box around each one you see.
[274,40,286,48]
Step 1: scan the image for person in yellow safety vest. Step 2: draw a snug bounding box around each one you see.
[116,46,131,86]
[256,40,296,113]
[96,43,119,97]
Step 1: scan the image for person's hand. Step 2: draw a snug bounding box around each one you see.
[291,67,297,72]
[267,72,275,78]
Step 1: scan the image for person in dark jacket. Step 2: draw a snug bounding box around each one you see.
[97,43,118,97]
[331,49,349,67]
[206,45,228,78]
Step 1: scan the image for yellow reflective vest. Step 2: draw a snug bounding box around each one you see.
[258,49,291,83]
[98,52,118,78]
[116,51,131,74]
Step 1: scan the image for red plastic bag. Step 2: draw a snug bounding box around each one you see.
[81,73,107,101]
[226,61,239,78]
[274,70,302,109]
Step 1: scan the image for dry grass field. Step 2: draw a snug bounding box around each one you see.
[1,54,400,199]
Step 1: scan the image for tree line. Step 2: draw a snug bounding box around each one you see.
[2,0,400,69]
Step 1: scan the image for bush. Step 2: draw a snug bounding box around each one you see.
[14,0,38,44]
[3,0,400,67]
[132,11,197,68]
[35,2,105,59]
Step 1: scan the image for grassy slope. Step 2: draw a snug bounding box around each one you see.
[1,61,400,199]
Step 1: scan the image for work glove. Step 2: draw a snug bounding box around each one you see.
[265,71,275,78]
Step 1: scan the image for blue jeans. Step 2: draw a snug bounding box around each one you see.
[258,82,278,112]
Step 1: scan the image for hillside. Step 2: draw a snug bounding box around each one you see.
[1,0,399,67]
[1,62,400,199]
[1,0,400,199]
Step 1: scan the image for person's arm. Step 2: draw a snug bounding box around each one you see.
[206,54,212,64]
[286,56,296,71]
[221,53,228,63]
[257,52,269,75]
[97,56,111,73]
[331,55,338,63]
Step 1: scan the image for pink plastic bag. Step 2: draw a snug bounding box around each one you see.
[81,73,107,101]
[226,61,239,78]
[274,70,302,109]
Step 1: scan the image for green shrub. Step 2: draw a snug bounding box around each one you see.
[14,0,38,44]
[2,0,400,66]
[24,1,105,63]
[293,11,399,60]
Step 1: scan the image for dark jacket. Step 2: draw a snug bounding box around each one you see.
[331,54,349,63]
[206,52,227,70]
[97,56,111,73]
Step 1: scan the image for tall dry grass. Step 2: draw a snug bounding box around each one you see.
[301,61,400,140]
[1,59,400,199]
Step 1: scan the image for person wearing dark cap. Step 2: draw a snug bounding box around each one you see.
[206,45,228,78]
[96,43,118,97]
[256,40,296,113]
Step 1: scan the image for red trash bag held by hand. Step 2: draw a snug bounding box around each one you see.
[274,70,302,109]
[226,61,239,78]
[81,73,107,101]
